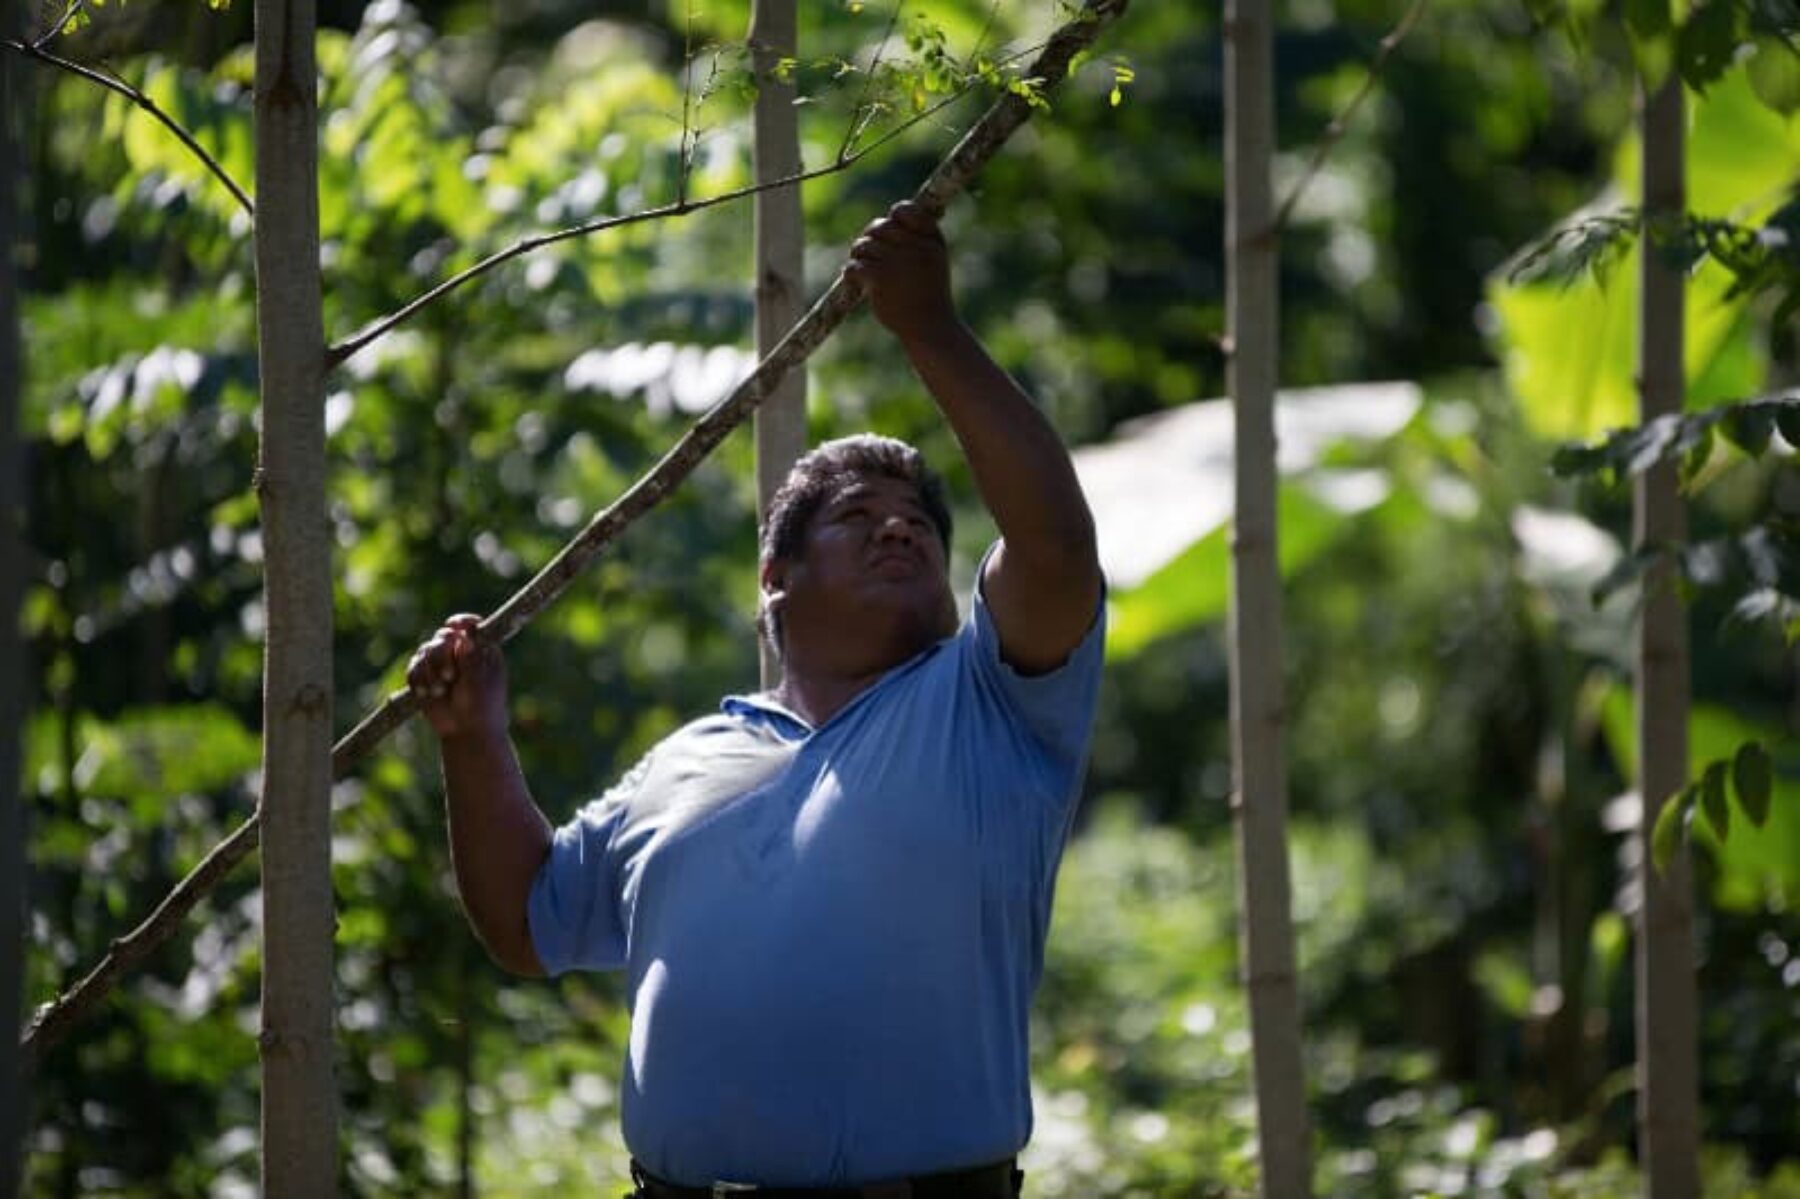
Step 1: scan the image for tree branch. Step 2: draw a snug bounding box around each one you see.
[20,816,260,1072]
[324,65,988,369]
[20,0,1129,1063]
[837,0,908,164]
[31,0,87,50]
[1269,0,1426,235]
[2,37,255,218]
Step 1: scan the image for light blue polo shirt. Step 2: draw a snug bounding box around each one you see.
[527,558,1105,1187]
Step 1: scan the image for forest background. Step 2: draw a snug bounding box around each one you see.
[6,0,1800,1192]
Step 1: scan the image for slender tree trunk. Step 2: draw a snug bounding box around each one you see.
[1634,74,1699,1199]
[1225,0,1311,1193]
[253,0,337,1190]
[749,0,806,688]
[1,0,29,1189]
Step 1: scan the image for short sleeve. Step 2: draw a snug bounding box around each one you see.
[526,757,648,976]
[965,544,1107,766]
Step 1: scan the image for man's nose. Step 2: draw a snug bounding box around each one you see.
[874,513,916,543]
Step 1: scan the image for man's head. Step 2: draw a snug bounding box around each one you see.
[758,434,957,670]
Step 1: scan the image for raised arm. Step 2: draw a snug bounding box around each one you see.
[846,202,1102,674]
[408,614,551,976]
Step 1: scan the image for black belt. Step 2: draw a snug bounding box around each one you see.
[628,1158,1022,1199]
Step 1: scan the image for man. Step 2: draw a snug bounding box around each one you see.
[408,202,1105,1196]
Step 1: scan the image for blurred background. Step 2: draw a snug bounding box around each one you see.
[12,0,1800,1192]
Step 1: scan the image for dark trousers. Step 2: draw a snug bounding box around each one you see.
[626,1158,1023,1199]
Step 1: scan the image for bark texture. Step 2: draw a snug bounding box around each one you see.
[1634,74,1699,1199]
[1225,0,1312,1192]
[750,0,807,688]
[19,0,1129,1058]
[252,0,337,1190]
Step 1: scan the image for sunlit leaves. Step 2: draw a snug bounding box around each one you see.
[1107,58,1133,107]
[1504,210,1639,288]
[1603,693,1799,905]
[105,58,254,230]
[1623,0,1678,86]
[1653,742,1786,873]
[1492,68,1800,440]
[1746,35,1800,111]
[24,705,260,808]
[1549,392,1799,490]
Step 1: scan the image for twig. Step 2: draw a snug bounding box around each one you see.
[967,0,1004,66]
[32,0,88,49]
[838,0,907,164]
[1270,0,1427,235]
[677,0,697,206]
[21,817,260,1072]
[20,0,1130,1063]
[2,37,255,217]
[326,67,989,369]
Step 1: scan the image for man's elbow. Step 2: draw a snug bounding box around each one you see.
[487,941,547,978]
[475,917,547,978]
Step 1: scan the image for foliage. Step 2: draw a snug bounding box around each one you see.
[1487,68,1800,441]
[14,0,1800,1192]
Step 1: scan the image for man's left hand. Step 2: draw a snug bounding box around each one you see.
[845,201,959,344]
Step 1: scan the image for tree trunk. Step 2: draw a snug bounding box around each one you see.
[1224,0,1312,1193]
[252,0,337,1191]
[1634,74,1699,1199]
[749,0,807,688]
[1,0,29,1188]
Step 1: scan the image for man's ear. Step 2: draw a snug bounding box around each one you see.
[760,558,787,600]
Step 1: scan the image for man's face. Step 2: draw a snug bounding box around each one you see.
[764,473,957,672]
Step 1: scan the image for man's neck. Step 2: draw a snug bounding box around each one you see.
[771,665,888,728]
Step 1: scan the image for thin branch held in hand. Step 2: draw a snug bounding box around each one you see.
[1270,0,1427,235]
[23,0,1130,1063]
[3,37,254,217]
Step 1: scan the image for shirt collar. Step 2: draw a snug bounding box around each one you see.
[720,631,958,740]
[720,692,813,740]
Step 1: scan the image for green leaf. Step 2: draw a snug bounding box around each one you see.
[1734,740,1774,826]
[1652,783,1694,874]
[1625,0,1676,40]
[1549,441,1610,479]
[1720,404,1776,455]
[1677,0,1746,90]
[1747,36,1800,114]
[1591,544,1663,606]
[1626,0,1678,85]
[1701,758,1731,839]
[1679,421,1714,488]
[1778,402,1800,448]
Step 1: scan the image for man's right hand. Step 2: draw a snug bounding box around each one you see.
[407,614,510,741]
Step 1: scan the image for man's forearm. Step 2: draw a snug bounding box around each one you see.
[440,730,553,975]
[899,318,1096,568]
